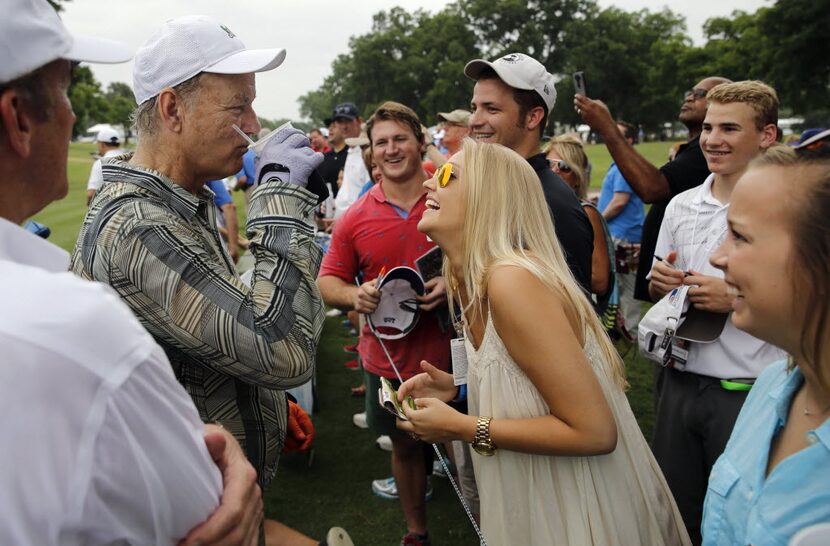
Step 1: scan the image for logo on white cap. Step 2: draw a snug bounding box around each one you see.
[220,25,236,39]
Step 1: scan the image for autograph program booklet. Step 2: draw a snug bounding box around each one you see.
[379,377,417,420]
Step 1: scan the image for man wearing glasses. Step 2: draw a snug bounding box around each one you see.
[575,76,731,303]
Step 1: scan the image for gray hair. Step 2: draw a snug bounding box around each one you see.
[131,73,204,140]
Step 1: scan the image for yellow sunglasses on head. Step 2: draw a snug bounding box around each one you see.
[436,162,457,187]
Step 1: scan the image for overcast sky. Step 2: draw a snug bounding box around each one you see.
[61,0,769,121]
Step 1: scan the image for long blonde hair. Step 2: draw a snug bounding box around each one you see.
[445,138,627,389]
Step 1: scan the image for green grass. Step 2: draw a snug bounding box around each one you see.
[586,140,676,191]
[35,142,667,545]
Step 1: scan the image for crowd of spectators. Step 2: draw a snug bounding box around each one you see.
[2,1,829,545]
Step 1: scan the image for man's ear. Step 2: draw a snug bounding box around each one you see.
[156,88,185,133]
[524,106,546,132]
[0,89,34,158]
[759,123,778,150]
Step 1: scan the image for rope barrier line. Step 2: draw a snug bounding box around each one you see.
[371,327,488,546]
[356,274,488,544]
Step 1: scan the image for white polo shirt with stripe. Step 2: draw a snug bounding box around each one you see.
[652,174,786,379]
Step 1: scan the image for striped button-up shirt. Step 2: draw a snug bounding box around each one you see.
[71,154,324,485]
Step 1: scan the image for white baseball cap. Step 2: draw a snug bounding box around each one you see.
[464,53,557,112]
[368,266,426,340]
[437,109,472,127]
[96,127,120,145]
[133,15,286,105]
[0,0,132,85]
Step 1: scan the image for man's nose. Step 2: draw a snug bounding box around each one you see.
[242,107,261,136]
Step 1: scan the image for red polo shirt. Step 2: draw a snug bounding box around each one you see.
[319,182,451,379]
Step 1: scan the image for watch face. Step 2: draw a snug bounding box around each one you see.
[472,442,496,457]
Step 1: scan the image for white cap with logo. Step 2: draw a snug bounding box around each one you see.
[96,127,121,145]
[0,0,132,84]
[464,53,557,112]
[133,15,287,105]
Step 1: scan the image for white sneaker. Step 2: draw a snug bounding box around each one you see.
[371,476,433,500]
[375,434,392,451]
[352,411,368,429]
[325,308,343,317]
[324,526,354,546]
[371,476,398,499]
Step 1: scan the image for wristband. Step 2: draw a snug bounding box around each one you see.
[451,384,467,403]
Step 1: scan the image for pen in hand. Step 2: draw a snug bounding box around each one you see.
[654,255,691,277]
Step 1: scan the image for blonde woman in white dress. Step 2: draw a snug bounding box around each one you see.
[397,139,690,546]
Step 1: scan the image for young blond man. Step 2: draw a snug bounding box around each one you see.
[318,102,450,546]
[648,81,788,544]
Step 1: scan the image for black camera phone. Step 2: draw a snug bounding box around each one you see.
[572,71,588,96]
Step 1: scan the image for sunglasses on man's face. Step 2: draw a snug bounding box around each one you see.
[684,88,709,101]
[436,162,457,187]
[551,160,572,173]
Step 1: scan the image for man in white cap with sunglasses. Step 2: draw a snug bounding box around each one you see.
[70,13,352,546]
[0,1,265,544]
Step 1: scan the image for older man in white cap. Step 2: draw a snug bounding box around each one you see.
[69,14,352,546]
[86,126,125,205]
[0,1,265,544]
[464,53,594,293]
[423,109,471,169]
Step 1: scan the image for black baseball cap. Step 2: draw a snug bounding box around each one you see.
[676,307,729,343]
[332,102,359,122]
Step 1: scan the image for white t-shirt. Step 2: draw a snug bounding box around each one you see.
[86,149,125,191]
[652,174,786,378]
[333,145,369,218]
[0,217,222,545]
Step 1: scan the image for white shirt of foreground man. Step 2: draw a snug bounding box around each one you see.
[0,218,222,545]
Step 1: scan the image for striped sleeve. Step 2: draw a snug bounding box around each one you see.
[106,181,324,389]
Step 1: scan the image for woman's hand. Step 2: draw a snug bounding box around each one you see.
[397,398,475,444]
[397,360,457,403]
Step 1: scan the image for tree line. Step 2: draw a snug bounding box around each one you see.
[299,0,829,134]
[63,0,828,139]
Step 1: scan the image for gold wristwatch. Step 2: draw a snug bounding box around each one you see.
[471,416,496,456]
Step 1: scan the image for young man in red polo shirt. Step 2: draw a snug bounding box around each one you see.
[318,102,451,546]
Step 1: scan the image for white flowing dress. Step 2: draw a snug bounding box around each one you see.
[466,313,691,546]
